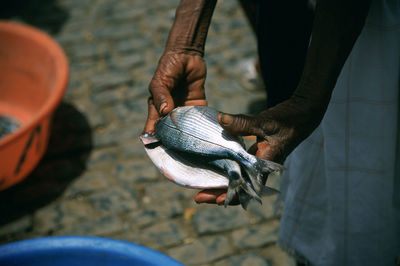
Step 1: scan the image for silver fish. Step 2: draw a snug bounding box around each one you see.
[141,106,283,208]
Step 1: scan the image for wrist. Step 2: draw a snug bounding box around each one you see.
[165,0,217,57]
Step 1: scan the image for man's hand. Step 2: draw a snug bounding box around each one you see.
[194,96,324,205]
[143,0,217,133]
[144,52,207,133]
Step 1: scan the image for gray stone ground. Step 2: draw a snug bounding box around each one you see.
[0,0,295,265]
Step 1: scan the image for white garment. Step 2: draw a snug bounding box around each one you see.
[278,0,400,265]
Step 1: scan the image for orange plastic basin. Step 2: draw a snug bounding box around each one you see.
[0,21,69,190]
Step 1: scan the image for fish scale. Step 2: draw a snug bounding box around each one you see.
[161,107,244,156]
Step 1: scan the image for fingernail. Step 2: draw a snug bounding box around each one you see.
[220,113,233,126]
[160,102,167,114]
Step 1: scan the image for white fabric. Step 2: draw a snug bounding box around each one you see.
[278,0,400,265]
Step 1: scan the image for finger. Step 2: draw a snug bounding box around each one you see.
[255,140,275,161]
[216,193,226,205]
[143,98,160,133]
[184,99,208,106]
[218,113,264,137]
[194,189,226,204]
[149,82,175,116]
[215,193,240,206]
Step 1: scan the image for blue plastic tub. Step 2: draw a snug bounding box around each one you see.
[0,236,183,266]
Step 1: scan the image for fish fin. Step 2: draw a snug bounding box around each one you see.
[239,178,262,204]
[240,157,283,197]
[139,133,160,145]
[255,157,285,173]
[260,186,280,196]
[242,166,262,195]
[238,189,251,210]
[224,171,242,207]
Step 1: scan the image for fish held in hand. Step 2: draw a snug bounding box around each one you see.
[141,106,284,208]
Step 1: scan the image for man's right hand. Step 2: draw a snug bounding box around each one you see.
[144,51,207,133]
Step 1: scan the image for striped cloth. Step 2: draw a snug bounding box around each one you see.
[278,0,400,265]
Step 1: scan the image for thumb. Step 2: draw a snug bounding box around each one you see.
[218,112,263,137]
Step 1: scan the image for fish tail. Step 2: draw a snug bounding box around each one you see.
[238,188,251,210]
[243,166,263,194]
[254,157,285,174]
[225,170,242,207]
[254,157,284,186]
[234,151,283,191]
[225,169,263,208]
[239,156,283,196]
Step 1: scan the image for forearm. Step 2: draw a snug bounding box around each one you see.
[293,0,371,110]
[166,0,217,56]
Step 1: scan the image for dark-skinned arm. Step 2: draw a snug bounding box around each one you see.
[144,0,217,133]
[195,0,372,205]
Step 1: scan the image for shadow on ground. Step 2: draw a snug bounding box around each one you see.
[0,0,69,34]
[0,102,92,226]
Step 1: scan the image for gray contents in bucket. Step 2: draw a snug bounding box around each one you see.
[0,115,20,140]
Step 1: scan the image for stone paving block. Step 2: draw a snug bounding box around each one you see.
[107,230,143,246]
[64,79,86,99]
[93,123,144,148]
[144,181,194,201]
[86,147,119,170]
[140,220,188,249]
[111,100,148,123]
[111,54,144,69]
[90,88,125,106]
[168,235,233,265]
[65,171,111,198]
[56,215,125,236]
[231,220,279,249]
[129,200,183,227]
[90,71,132,91]
[214,253,270,266]
[247,195,279,223]
[125,83,149,99]
[260,245,296,266]
[69,61,97,77]
[120,138,146,158]
[33,198,97,234]
[88,186,138,215]
[193,207,249,235]
[117,124,144,141]
[115,37,151,54]
[214,79,244,95]
[56,30,87,44]
[131,65,156,83]
[105,6,146,22]
[0,216,32,238]
[72,42,109,58]
[93,126,119,148]
[93,23,138,40]
[84,107,108,128]
[115,160,159,183]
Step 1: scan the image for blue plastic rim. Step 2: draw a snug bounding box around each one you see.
[0,236,184,266]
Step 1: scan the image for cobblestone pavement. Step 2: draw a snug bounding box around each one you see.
[0,1,295,265]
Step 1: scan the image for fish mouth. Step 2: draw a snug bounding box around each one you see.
[139,132,161,148]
